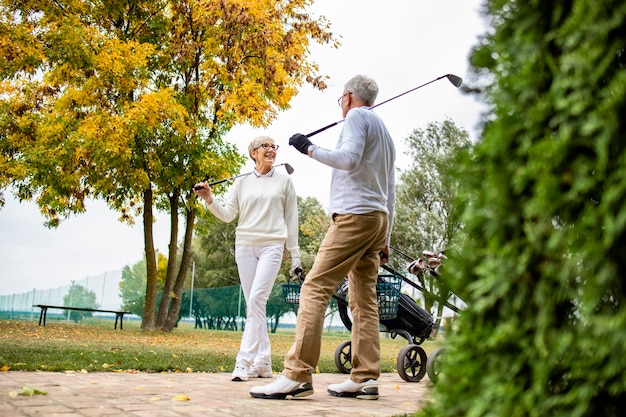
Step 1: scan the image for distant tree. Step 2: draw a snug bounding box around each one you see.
[63,284,98,322]
[266,284,293,333]
[419,1,626,416]
[297,196,330,256]
[276,196,329,282]
[119,254,167,317]
[391,119,471,325]
[192,208,239,289]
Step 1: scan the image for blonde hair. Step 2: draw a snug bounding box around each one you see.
[248,136,275,161]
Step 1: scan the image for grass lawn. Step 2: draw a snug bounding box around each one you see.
[0,319,440,374]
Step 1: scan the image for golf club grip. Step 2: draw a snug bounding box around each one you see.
[192,177,227,191]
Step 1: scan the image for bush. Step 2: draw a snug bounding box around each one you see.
[419,2,626,417]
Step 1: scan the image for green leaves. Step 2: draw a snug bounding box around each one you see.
[421,1,626,417]
[8,386,48,397]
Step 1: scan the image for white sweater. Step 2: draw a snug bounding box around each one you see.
[309,107,396,244]
[206,169,301,258]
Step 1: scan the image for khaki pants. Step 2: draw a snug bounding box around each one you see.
[283,211,389,383]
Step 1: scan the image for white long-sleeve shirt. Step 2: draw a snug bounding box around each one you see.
[309,107,396,244]
[206,168,301,258]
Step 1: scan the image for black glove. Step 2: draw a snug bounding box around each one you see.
[289,133,313,155]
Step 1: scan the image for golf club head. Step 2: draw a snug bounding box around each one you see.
[446,74,463,88]
[275,163,294,174]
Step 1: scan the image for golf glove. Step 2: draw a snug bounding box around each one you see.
[289,257,302,278]
[289,133,313,155]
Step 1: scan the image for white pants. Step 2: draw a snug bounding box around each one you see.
[234,244,284,365]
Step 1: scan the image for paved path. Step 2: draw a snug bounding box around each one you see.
[1,371,432,417]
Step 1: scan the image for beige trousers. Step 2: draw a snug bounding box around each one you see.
[283,211,389,383]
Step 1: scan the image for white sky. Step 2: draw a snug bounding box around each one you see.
[0,0,487,296]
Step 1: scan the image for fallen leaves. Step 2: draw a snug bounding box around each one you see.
[171,394,190,401]
[0,320,413,374]
[8,386,47,397]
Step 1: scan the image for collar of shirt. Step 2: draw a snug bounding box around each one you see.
[252,167,275,178]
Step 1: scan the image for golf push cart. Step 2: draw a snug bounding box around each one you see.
[282,247,452,383]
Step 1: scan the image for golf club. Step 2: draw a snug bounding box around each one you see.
[305,74,463,138]
[193,163,294,191]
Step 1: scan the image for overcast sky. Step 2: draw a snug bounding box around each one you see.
[0,0,487,296]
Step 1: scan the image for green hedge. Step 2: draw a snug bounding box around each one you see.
[420,2,626,417]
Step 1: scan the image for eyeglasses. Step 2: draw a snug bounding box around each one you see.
[254,143,279,151]
[337,92,352,107]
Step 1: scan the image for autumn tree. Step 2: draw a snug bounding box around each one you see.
[0,0,337,331]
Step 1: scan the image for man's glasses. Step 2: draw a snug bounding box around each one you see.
[254,143,279,151]
[337,92,352,107]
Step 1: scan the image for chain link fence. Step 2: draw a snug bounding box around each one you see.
[0,273,303,329]
[0,270,123,321]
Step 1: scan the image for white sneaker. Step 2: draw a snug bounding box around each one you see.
[231,363,249,382]
[250,375,314,399]
[249,362,273,378]
[327,378,378,400]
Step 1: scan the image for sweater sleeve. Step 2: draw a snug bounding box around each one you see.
[309,109,366,170]
[206,180,240,223]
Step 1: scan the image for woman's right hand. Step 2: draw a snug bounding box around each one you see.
[193,182,213,204]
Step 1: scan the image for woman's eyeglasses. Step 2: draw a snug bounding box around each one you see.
[254,143,279,151]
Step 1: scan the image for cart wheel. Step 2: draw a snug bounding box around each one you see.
[334,340,352,374]
[426,347,445,383]
[397,344,427,382]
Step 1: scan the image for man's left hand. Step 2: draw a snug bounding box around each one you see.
[379,246,390,265]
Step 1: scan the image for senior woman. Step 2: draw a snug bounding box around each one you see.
[194,136,301,382]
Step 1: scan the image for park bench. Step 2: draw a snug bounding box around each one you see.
[33,304,131,329]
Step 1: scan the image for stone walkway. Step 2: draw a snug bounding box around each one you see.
[1,371,432,417]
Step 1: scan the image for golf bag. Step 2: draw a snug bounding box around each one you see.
[380,293,434,341]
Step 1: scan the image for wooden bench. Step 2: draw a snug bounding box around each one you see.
[33,305,131,329]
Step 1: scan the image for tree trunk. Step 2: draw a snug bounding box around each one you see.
[141,187,158,330]
[156,192,180,328]
[162,206,196,331]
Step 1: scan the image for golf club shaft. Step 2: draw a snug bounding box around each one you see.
[194,163,294,191]
[207,172,251,187]
[305,74,462,138]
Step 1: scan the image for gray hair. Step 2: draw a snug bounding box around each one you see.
[344,75,379,106]
[248,135,275,161]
